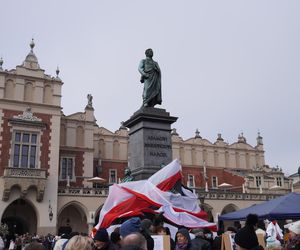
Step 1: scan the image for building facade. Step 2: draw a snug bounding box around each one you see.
[0,42,293,235]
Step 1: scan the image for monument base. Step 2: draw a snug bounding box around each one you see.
[123,107,177,180]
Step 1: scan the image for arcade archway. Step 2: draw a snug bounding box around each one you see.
[1,198,37,235]
[58,202,88,235]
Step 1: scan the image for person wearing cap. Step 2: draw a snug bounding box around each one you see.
[120,217,153,250]
[284,220,300,250]
[93,228,115,250]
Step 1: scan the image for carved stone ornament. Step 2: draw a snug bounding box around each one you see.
[13,107,42,122]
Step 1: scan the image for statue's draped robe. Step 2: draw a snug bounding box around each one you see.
[138,58,162,107]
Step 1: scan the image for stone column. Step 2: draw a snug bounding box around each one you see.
[123,107,177,180]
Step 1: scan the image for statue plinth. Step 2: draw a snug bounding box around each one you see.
[123,107,177,180]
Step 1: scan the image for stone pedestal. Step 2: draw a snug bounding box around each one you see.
[123,107,177,180]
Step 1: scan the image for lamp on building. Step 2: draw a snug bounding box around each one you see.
[48,200,53,221]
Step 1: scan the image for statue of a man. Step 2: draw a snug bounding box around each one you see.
[138,48,162,107]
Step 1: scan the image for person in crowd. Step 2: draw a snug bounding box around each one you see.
[175,228,197,250]
[120,232,147,250]
[110,232,122,250]
[140,219,154,250]
[234,222,242,232]
[284,220,300,250]
[93,228,115,250]
[266,220,283,245]
[15,234,22,250]
[120,218,142,239]
[0,233,4,250]
[203,228,214,248]
[234,214,263,250]
[212,229,224,250]
[53,234,69,250]
[190,228,211,250]
[64,235,92,250]
[24,242,46,250]
[156,226,175,250]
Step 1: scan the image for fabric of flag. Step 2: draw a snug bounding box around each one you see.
[92,159,216,235]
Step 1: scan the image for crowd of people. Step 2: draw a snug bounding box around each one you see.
[0,215,300,250]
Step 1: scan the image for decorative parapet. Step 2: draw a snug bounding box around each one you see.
[58,187,109,196]
[195,190,281,201]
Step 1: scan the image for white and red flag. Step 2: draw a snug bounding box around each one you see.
[92,159,215,235]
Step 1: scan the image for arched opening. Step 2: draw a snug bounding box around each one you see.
[58,202,87,235]
[220,203,240,231]
[1,198,37,235]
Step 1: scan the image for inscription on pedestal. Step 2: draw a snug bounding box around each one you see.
[124,107,177,179]
[145,135,171,158]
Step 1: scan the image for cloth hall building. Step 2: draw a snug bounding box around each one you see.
[0,42,293,235]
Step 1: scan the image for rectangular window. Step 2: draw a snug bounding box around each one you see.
[187,175,195,188]
[276,177,282,187]
[12,131,38,168]
[212,176,218,188]
[256,176,262,187]
[109,169,117,184]
[60,157,74,180]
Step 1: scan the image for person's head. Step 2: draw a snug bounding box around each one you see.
[24,242,45,250]
[226,226,237,233]
[122,232,147,250]
[110,231,121,245]
[145,49,153,58]
[93,228,109,249]
[120,217,141,238]
[140,218,153,234]
[287,220,300,238]
[245,213,259,228]
[176,228,190,245]
[155,226,167,235]
[65,235,92,250]
[191,228,205,239]
[272,220,277,225]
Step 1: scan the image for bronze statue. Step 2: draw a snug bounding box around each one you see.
[138,49,162,107]
[121,168,134,182]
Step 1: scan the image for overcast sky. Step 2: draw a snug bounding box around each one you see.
[1,1,300,175]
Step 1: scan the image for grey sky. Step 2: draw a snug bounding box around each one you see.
[1,1,300,175]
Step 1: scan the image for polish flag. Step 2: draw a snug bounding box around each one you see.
[92,159,215,235]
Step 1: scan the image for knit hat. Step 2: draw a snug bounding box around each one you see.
[120,217,141,237]
[94,228,109,242]
[288,220,300,235]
